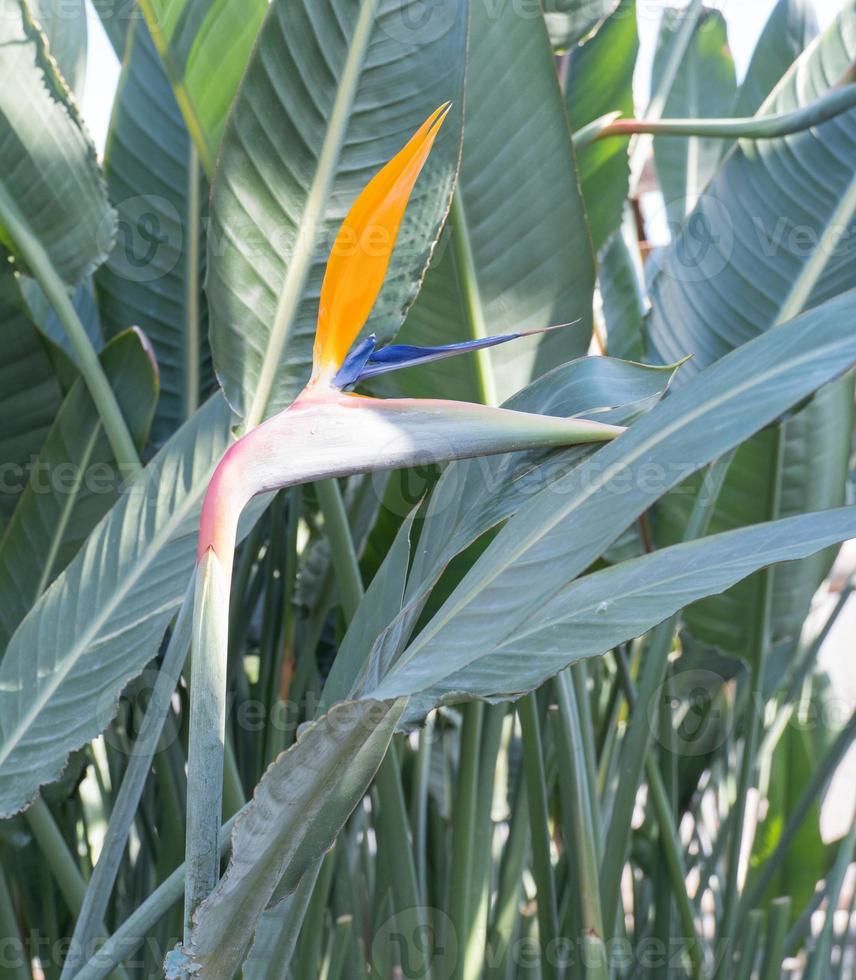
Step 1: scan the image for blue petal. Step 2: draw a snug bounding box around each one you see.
[332,323,581,390]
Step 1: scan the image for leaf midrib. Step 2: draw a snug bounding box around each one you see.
[0,444,217,771]
[243,0,378,429]
[386,338,851,683]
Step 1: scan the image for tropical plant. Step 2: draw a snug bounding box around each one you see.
[0,0,855,979]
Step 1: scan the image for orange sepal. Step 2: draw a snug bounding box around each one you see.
[312,103,451,379]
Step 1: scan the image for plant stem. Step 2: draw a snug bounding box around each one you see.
[518,693,560,980]
[184,551,231,932]
[628,0,704,191]
[758,897,790,980]
[553,672,609,980]
[75,815,237,980]
[600,453,732,934]
[0,862,29,980]
[63,581,194,978]
[715,428,784,978]
[0,183,140,476]
[583,83,856,146]
[316,476,430,977]
[448,702,484,980]
[184,142,201,419]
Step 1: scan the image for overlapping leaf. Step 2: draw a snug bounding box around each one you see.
[96,17,213,444]
[352,291,856,718]
[0,0,115,287]
[383,0,593,404]
[207,0,468,423]
[137,0,267,171]
[0,395,233,817]
[0,329,158,653]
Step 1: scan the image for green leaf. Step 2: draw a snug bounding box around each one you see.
[328,357,676,705]
[647,5,856,663]
[0,328,158,654]
[0,266,66,530]
[137,0,268,172]
[385,0,594,405]
[656,378,854,661]
[0,395,234,818]
[0,0,115,288]
[165,699,404,980]
[398,506,856,705]
[542,0,619,48]
[734,0,818,117]
[566,0,638,252]
[749,718,831,916]
[647,2,856,370]
[96,17,214,444]
[652,7,736,229]
[207,0,467,424]
[30,0,88,96]
[354,291,856,716]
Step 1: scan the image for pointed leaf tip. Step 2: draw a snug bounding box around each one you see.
[312,104,451,379]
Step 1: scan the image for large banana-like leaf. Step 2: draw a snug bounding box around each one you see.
[351,291,856,717]
[656,379,854,661]
[383,0,593,405]
[96,17,214,445]
[325,357,678,705]
[647,4,856,661]
[652,8,736,229]
[647,2,856,370]
[207,0,468,424]
[30,0,87,96]
[166,699,403,980]
[0,0,115,288]
[0,329,158,654]
[137,0,267,172]
[373,507,856,710]
[90,0,137,59]
[0,395,233,818]
[565,0,637,252]
[0,267,66,530]
[734,0,818,117]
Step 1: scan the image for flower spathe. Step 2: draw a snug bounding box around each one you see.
[199,105,623,580]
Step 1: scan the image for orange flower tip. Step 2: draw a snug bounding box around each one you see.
[311,102,453,378]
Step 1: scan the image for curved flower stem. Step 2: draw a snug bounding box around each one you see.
[576,83,856,148]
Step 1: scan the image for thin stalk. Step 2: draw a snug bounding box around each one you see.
[410,714,435,905]
[315,479,364,620]
[518,693,560,980]
[75,815,237,980]
[63,580,194,977]
[184,143,201,419]
[715,428,784,979]
[465,706,506,979]
[732,910,763,980]
[600,453,732,933]
[448,702,485,980]
[184,552,230,932]
[628,0,704,191]
[485,768,529,979]
[552,674,610,980]
[316,477,429,978]
[758,897,790,980]
[450,193,497,407]
[0,862,29,980]
[0,183,140,475]
[802,816,856,980]
[584,83,856,145]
